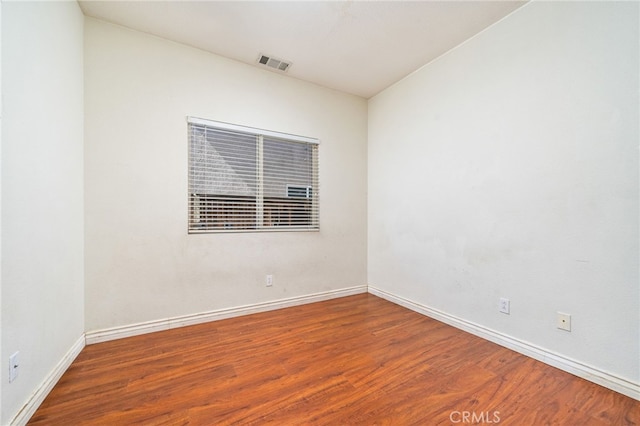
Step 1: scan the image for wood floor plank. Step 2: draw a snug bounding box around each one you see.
[29,294,639,425]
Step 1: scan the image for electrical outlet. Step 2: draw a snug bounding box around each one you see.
[9,352,19,383]
[557,312,571,331]
[499,298,510,314]
[266,274,273,287]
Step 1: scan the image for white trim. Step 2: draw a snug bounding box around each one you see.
[368,286,640,401]
[10,335,85,426]
[186,116,319,145]
[86,286,367,345]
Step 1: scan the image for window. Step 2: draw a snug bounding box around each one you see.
[188,117,319,233]
[286,185,312,198]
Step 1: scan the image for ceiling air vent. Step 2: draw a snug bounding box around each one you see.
[257,54,291,72]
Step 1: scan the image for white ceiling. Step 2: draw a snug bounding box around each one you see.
[79,1,527,99]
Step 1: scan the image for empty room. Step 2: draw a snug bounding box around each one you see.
[1,0,638,424]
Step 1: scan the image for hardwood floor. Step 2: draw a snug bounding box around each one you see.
[30,294,639,425]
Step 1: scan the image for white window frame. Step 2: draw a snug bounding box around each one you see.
[187,116,320,233]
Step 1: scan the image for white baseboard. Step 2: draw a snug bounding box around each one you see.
[10,335,85,426]
[86,285,368,345]
[368,286,640,401]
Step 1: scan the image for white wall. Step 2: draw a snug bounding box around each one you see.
[369,1,638,386]
[1,2,85,423]
[84,19,368,332]
[0,0,4,415]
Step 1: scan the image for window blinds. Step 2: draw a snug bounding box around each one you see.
[188,117,319,233]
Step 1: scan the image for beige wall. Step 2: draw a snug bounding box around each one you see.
[368,1,639,385]
[84,19,368,331]
[1,2,85,423]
